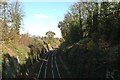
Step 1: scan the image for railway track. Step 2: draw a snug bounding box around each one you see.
[35,50,62,80]
[29,49,71,80]
[36,51,51,79]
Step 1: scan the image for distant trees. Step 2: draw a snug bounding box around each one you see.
[46,31,55,38]
[44,31,61,49]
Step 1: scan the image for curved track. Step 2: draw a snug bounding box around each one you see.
[32,50,69,80]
